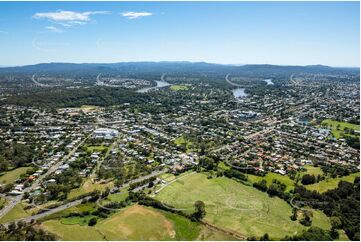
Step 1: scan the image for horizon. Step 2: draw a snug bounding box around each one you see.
[0,1,359,67]
[1,61,360,69]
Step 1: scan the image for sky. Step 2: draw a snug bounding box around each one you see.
[0,1,359,67]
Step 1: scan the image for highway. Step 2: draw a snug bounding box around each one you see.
[225,74,244,87]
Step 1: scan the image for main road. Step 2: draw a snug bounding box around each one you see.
[0,168,168,227]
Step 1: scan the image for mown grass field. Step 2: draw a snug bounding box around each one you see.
[41,204,234,241]
[305,172,360,193]
[0,203,30,224]
[0,166,32,185]
[155,172,330,239]
[170,85,189,91]
[86,145,108,153]
[321,119,360,139]
[299,165,324,176]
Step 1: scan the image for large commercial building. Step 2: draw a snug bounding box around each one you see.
[93,128,119,140]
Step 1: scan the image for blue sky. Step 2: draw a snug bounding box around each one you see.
[0,1,359,67]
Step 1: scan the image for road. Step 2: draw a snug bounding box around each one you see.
[0,132,93,220]
[225,74,244,87]
[31,74,50,87]
[1,197,89,227]
[1,169,168,226]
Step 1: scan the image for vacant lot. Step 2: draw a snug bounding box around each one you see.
[156,172,330,239]
[305,172,360,193]
[0,167,32,185]
[321,119,360,139]
[68,178,113,199]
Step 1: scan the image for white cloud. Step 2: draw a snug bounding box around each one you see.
[45,26,63,33]
[33,10,109,26]
[121,11,153,19]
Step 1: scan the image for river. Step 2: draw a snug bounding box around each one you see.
[136,80,170,93]
[264,79,274,85]
[232,88,248,98]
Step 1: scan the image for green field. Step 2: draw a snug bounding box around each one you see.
[170,85,189,91]
[247,172,296,192]
[41,205,234,241]
[321,119,360,139]
[0,167,32,185]
[305,172,360,193]
[156,172,330,239]
[41,220,105,241]
[160,173,177,182]
[299,165,324,177]
[0,203,30,224]
[86,145,108,153]
[106,192,129,203]
[68,179,113,199]
[174,136,196,153]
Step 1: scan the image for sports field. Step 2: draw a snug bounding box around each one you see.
[41,204,234,240]
[86,145,108,153]
[305,172,360,193]
[155,172,330,239]
[321,119,360,139]
[170,85,189,91]
[0,167,32,185]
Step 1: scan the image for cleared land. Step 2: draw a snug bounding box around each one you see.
[156,172,330,239]
[0,167,32,185]
[41,204,233,241]
[68,178,113,199]
[321,119,360,139]
[305,172,360,193]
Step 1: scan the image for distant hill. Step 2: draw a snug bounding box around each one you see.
[0,62,358,75]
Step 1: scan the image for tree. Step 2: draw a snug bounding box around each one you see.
[290,207,298,221]
[88,217,97,226]
[191,200,206,221]
[253,179,267,192]
[301,174,316,185]
[260,233,270,241]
